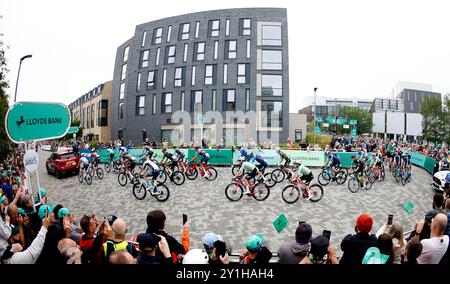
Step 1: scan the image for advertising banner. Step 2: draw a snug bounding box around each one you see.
[188,149,232,165]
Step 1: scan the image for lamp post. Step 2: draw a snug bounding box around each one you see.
[14,54,33,103]
[313,87,318,149]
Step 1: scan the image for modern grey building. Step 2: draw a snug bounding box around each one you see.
[397,89,441,113]
[111,8,289,146]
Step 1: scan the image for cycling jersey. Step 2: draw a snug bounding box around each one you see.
[175,149,185,160]
[330,154,341,167]
[252,155,267,166]
[163,152,175,161]
[278,151,290,161]
[240,162,256,173]
[403,154,411,166]
[353,160,364,174]
[293,165,312,176]
[143,159,159,171]
[394,154,402,165]
[240,149,251,162]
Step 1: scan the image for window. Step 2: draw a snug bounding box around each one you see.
[147,70,157,90]
[121,64,127,80]
[118,102,124,119]
[162,69,167,88]
[246,40,251,58]
[123,46,129,62]
[191,90,203,112]
[209,20,220,37]
[166,25,172,42]
[152,94,157,114]
[119,83,125,100]
[180,23,190,40]
[194,42,205,61]
[237,63,249,84]
[204,64,216,85]
[118,130,123,140]
[155,48,160,66]
[86,107,90,128]
[195,21,200,38]
[245,89,250,111]
[165,45,176,64]
[180,91,185,111]
[140,50,149,68]
[295,129,302,142]
[225,19,230,36]
[183,44,188,62]
[91,105,95,128]
[162,93,172,113]
[212,90,217,111]
[240,18,251,35]
[141,30,147,47]
[213,41,218,60]
[261,101,282,127]
[136,95,145,116]
[223,64,228,84]
[262,75,282,96]
[153,27,163,44]
[225,40,237,59]
[191,66,196,86]
[262,50,282,70]
[223,89,236,111]
[174,67,185,87]
[136,73,141,91]
[262,25,281,46]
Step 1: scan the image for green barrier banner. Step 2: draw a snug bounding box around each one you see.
[127,149,188,163]
[334,152,358,168]
[423,156,436,174]
[232,150,325,167]
[408,151,426,167]
[98,149,119,162]
[187,149,232,165]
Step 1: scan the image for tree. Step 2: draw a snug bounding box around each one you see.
[339,106,373,135]
[60,120,83,141]
[0,26,10,160]
[420,96,448,144]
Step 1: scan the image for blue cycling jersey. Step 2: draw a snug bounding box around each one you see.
[240,149,251,162]
[252,155,267,165]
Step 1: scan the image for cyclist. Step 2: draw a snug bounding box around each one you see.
[160,148,177,176]
[369,152,382,181]
[79,156,90,178]
[91,149,101,173]
[122,151,137,174]
[141,155,160,192]
[276,148,292,177]
[290,160,314,199]
[189,148,211,178]
[249,152,267,180]
[324,152,341,180]
[138,147,154,176]
[351,155,366,188]
[173,146,186,162]
[238,146,251,162]
[232,156,259,195]
[402,152,412,179]
[106,147,115,164]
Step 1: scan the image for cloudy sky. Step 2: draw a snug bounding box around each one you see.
[2,0,450,112]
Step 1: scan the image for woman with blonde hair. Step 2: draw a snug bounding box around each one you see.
[376,221,405,264]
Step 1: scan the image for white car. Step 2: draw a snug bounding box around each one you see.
[432,170,450,193]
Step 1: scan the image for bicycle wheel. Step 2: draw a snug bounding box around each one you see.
[401,172,407,186]
[264,172,276,187]
[157,170,167,184]
[132,183,147,200]
[318,172,330,186]
[252,183,270,201]
[85,173,93,185]
[185,166,198,180]
[78,171,84,183]
[113,165,121,174]
[394,171,401,183]
[231,164,241,176]
[336,171,347,185]
[281,185,300,204]
[171,171,185,186]
[271,169,285,183]
[96,168,104,179]
[309,184,324,202]
[118,172,128,186]
[348,177,360,193]
[205,167,217,181]
[225,183,244,201]
[154,184,170,202]
[104,163,111,173]
[379,169,385,182]
[364,179,373,190]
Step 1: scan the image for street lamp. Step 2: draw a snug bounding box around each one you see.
[313,87,318,149]
[14,54,33,103]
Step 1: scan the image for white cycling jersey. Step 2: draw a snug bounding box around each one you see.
[143,158,159,170]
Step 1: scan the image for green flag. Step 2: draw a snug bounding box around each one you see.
[404,200,414,214]
[273,214,289,233]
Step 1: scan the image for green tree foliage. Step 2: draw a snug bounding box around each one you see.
[420,96,448,144]
[60,119,83,141]
[0,32,10,160]
[339,106,373,134]
[306,133,332,148]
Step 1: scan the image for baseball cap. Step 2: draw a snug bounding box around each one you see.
[295,222,312,244]
[38,204,54,219]
[107,215,118,226]
[356,214,373,233]
[245,234,264,253]
[202,233,224,249]
[58,208,71,219]
[309,236,329,261]
[137,233,161,251]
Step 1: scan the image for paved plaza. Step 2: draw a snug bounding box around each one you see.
[33,151,435,256]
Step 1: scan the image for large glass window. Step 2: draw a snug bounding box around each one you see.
[162,93,172,113]
[123,46,129,62]
[174,67,185,87]
[136,73,141,92]
[183,43,188,62]
[136,95,145,116]
[191,66,196,86]
[195,21,200,38]
[119,83,125,100]
[262,75,282,96]
[262,50,282,70]
[193,42,205,61]
[261,101,283,127]
[162,69,167,89]
[147,70,157,90]
[262,25,282,46]
[141,31,147,47]
[214,41,218,60]
[240,18,251,35]
[118,102,124,119]
[245,89,250,111]
[155,48,160,66]
[166,25,172,42]
[180,23,190,40]
[204,64,216,85]
[165,45,176,64]
[209,20,220,37]
[246,40,251,59]
[152,94,157,114]
[212,90,217,111]
[153,27,163,44]
[121,64,127,80]
[225,40,237,59]
[191,90,203,112]
[223,64,228,84]
[140,50,149,68]
[180,91,185,111]
[223,89,236,111]
[237,64,249,84]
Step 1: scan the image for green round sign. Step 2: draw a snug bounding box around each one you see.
[5,102,71,143]
[197,114,204,125]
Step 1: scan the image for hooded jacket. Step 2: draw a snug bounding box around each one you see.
[278,241,310,264]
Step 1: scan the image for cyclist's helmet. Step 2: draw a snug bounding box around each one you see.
[182,249,209,264]
[293,160,301,165]
[238,156,245,162]
[351,155,357,159]
[197,149,203,154]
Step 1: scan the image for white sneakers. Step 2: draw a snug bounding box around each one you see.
[243,186,251,195]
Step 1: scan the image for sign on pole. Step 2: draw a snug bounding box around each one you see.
[349,119,357,126]
[23,149,39,173]
[5,102,71,143]
[68,126,79,134]
[351,128,357,137]
[343,125,350,129]
[322,123,329,128]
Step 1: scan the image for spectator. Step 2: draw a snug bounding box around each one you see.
[299,235,339,264]
[182,249,209,264]
[376,233,394,264]
[340,214,377,265]
[135,233,172,264]
[419,193,446,240]
[109,250,136,264]
[445,199,450,236]
[201,232,229,264]
[402,239,422,264]
[103,218,135,261]
[278,222,312,264]
[58,208,81,244]
[0,204,23,260]
[376,222,405,264]
[20,195,34,213]
[415,213,449,264]
[240,234,272,264]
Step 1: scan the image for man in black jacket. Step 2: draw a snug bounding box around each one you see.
[340,214,377,265]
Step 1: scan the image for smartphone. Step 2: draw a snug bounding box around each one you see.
[214,240,226,258]
[322,230,331,241]
[182,214,188,225]
[387,214,393,225]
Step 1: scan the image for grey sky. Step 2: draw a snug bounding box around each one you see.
[2,0,450,112]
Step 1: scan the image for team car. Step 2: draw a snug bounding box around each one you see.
[46,151,80,178]
[432,170,450,193]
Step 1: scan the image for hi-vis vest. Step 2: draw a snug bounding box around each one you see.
[103,240,129,257]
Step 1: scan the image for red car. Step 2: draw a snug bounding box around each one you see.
[46,151,79,178]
